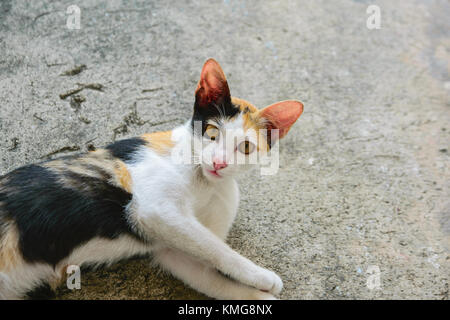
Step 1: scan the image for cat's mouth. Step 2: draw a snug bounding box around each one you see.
[206,169,222,178]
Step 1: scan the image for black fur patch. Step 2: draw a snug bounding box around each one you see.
[106,138,146,162]
[191,101,241,135]
[0,164,140,266]
[25,282,55,300]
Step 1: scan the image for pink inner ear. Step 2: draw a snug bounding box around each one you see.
[195,59,230,107]
[259,100,304,139]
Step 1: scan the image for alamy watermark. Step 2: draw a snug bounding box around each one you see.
[366,265,381,290]
[170,121,281,176]
[366,5,381,29]
[66,265,81,290]
[66,5,81,30]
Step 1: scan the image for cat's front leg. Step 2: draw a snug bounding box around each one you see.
[134,203,283,295]
[154,247,276,300]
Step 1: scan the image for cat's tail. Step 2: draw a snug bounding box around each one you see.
[0,179,36,299]
[0,220,62,300]
[0,220,25,299]
[0,220,22,272]
[0,178,20,275]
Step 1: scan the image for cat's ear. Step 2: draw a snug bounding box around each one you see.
[195,59,231,108]
[258,100,303,141]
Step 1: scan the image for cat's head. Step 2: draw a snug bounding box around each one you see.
[191,59,303,181]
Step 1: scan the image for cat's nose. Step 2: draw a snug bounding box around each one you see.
[213,160,228,171]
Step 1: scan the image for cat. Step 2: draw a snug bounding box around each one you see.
[0,59,303,300]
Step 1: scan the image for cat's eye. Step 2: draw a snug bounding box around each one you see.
[205,125,219,141]
[237,140,256,155]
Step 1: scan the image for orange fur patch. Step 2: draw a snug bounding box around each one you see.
[0,222,23,272]
[114,161,133,193]
[231,97,259,113]
[231,97,270,151]
[141,131,174,155]
[231,97,261,130]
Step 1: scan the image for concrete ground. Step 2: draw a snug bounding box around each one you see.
[0,0,449,299]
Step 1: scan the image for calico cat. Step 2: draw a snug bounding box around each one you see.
[0,59,303,300]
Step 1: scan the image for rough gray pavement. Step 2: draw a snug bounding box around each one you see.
[0,0,449,299]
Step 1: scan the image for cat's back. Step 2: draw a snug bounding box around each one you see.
[0,132,175,206]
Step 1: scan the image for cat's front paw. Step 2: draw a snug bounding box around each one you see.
[253,268,283,295]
